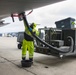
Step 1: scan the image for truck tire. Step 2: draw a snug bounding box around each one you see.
[18,44,22,49]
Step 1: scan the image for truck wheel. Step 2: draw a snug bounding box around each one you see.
[18,44,22,49]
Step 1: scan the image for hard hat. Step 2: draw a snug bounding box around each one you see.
[30,23,36,29]
[30,23,36,28]
[33,23,37,27]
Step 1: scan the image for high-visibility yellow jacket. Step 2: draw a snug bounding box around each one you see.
[23,21,39,37]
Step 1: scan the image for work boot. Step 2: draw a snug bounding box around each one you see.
[29,58,33,62]
[22,57,25,60]
[29,58,33,64]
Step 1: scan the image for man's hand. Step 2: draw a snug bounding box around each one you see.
[29,27,32,31]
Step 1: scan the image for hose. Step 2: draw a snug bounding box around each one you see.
[21,12,72,53]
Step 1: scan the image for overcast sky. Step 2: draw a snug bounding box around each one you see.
[0,0,76,33]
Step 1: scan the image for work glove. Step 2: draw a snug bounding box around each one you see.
[29,27,32,31]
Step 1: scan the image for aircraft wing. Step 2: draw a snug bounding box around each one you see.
[0,0,67,54]
[0,0,65,21]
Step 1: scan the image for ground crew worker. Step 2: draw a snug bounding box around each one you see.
[22,21,39,62]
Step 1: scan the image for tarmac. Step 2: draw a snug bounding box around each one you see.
[0,37,76,75]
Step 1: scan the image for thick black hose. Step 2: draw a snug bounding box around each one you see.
[21,12,71,53]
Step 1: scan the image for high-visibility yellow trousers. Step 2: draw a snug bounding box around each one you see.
[22,39,34,59]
